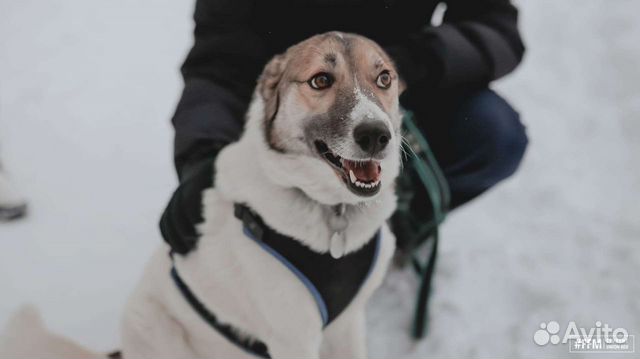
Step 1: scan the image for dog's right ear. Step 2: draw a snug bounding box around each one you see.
[258,54,287,121]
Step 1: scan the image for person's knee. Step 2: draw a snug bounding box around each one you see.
[462,90,529,181]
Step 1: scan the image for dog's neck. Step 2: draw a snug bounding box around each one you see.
[213,98,397,254]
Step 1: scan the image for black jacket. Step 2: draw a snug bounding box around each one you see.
[161,0,525,253]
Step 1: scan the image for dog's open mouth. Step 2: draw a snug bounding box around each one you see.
[314,140,381,197]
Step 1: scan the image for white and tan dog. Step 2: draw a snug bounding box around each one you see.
[123,31,405,359]
[1,32,405,359]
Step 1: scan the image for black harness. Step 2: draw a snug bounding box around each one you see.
[170,203,381,358]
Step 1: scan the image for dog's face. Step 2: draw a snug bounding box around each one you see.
[256,32,404,204]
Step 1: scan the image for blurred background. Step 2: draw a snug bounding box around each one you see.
[1,0,638,357]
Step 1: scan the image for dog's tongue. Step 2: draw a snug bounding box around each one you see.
[343,160,381,182]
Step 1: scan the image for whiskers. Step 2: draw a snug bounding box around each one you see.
[399,134,418,171]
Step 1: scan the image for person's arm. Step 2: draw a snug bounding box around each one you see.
[387,0,525,89]
[173,0,264,179]
[162,0,262,254]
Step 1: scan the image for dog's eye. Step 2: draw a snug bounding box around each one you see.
[376,71,392,89]
[308,73,333,90]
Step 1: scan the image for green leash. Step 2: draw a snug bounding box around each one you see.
[400,110,450,338]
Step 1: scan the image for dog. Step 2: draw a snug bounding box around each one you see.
[121,32,405,358]
[0,31,405,358]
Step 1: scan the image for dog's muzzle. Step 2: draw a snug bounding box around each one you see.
[314,140,384,197]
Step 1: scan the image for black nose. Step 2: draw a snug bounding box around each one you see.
[353,121,391,154]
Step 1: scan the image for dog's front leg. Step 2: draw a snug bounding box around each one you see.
[320,307,367,359]
[121,298,198,358]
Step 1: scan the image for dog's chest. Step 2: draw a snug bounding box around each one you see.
[173,203,395,352]
[238,214,382,326]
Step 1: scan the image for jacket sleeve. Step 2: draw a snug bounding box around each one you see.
[388,0,525,89]
[162,0,263,254]
[173,0,265,179]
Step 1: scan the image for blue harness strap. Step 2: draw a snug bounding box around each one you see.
[235,203,381,327]
[243,226,330,325]
[242,226,381,326]
[169,203,381,358]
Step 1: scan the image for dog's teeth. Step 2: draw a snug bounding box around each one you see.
[351,177,382,190]
[349,170,357,184]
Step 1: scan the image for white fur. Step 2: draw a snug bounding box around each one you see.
[121,90,399,358]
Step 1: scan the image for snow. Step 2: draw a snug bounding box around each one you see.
[1,0,639,357]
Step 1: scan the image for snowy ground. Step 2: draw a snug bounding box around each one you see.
[1,0,639,358]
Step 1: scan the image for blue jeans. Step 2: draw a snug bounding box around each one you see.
[407,88,528,208]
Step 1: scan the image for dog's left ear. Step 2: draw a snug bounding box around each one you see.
[258,54,287,121]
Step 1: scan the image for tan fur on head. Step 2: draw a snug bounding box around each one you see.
[256,32,405,153]
[259,54,287,122]
[246,32,405,204]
